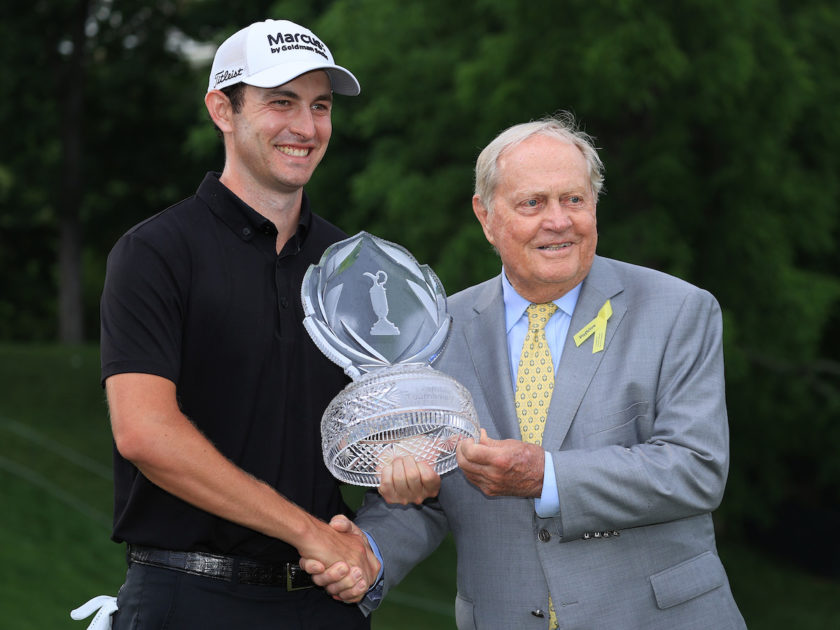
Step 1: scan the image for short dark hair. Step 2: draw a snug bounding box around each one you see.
[212,83,247,138]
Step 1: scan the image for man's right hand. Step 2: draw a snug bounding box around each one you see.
[299,456,439,602]
[299,515,375,602]
[296,514,380,602]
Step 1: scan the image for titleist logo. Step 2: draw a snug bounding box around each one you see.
[213,67,244,88]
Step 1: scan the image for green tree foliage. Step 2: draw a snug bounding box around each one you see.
[0,1,205,340]
[0,0,280,341]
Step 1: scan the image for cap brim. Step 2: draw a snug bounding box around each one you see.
[244,61,360,96]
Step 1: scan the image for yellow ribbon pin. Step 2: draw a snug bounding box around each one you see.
[573,300,612,353]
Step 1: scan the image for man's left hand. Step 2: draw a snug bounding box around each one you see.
[378,455,441,504]
[456,429,544,497]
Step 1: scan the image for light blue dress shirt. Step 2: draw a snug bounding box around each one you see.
[501,271,582,518]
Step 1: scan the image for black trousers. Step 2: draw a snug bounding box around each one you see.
[112,563,370,630]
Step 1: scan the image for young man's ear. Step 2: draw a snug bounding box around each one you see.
[205,90,234,134]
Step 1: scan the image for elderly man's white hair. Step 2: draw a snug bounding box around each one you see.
[474,112,605,212]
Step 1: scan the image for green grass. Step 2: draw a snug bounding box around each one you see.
[1,343,838,629]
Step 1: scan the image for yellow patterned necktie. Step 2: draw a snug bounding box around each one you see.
[516,303,558,446]
[515,302,560,629]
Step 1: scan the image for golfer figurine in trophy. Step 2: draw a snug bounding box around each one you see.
[301,231,479,486]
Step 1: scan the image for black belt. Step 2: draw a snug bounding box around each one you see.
[127,545,314,590]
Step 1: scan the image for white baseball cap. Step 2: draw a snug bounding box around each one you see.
[208,19,360,95]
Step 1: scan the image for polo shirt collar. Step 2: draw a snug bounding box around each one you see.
[197,171,312,248]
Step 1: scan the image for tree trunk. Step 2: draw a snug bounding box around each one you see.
[56,0,89,343]
[58,214,83,343]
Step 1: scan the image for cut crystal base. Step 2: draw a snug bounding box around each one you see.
[321,364,479,486]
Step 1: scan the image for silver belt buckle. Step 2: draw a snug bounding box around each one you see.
[285,563,312,591]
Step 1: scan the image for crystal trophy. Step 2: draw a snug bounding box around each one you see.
[302,231,479,486]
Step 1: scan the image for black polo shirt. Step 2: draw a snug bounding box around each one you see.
[100,172,351,563]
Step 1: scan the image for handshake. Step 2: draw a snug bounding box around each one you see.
[297,430,543,602]
[298,456,441,602]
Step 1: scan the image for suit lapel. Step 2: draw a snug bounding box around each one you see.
[463,277,521,439]
[543,257,626,448]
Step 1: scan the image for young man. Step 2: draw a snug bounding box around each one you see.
[91,19,377,629]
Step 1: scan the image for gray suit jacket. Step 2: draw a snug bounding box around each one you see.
[356,256,746,629]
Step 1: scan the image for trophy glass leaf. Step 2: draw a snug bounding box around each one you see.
[303,232,449,373]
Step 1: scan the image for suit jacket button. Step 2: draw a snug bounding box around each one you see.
[531,609,545,618]
[583,532,591,540]
[538,528,551,542]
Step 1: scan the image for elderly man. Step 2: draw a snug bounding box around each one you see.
[306,113,747,629]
